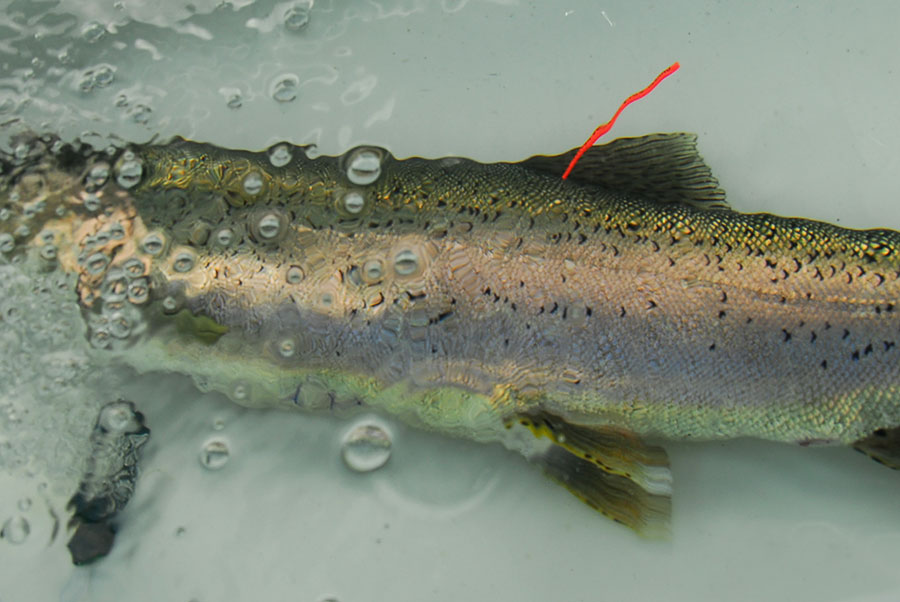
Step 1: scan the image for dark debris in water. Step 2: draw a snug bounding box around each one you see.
[66,399,149,566]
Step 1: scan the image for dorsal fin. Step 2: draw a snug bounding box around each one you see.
[517,133,729,210]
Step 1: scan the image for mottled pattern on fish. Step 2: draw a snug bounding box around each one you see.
[3,134,899,533]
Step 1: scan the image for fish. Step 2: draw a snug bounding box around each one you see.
[2,132,899,537]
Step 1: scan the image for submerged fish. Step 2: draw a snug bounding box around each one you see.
[2,133,899,535]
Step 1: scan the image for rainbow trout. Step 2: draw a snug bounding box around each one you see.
[2,133,898,535]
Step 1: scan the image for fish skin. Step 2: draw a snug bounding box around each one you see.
[3,134,900,451]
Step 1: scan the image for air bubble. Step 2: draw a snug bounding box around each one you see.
[107,311,132,338]
[286,265,304,284]
[122,257,145,277]
[85,163,110,190]
[0,233,15,253]
[98,401,139,433]
[161,295,179,313]
[343,191,365,214]
[284,2,312,31]
[257,213,281,239]
[83,193,101,212]
[140,232,165,256]
[93,64,115,87]
[115,151,143,188]
[85,252,109,275]
[278,338,296,358]
[232,382,249,401]
[172,251,196,273]
[345,148,383,185]
[226,93,243,110]
[341,423,392,472]
[89,327,111,349]
[0,516,30,545]
[17,498,31,512]
[131,104,152,125]
[200,438,230,470]
[81,21,106,43]
[242,172,263,195]
[101,269,128,302]
[271,74,299,103]
[268,144,293,167]
[393,249,419,276]
[214,227,235,247]
[127,278,150,304]
[362,259,384,283]
[39,244,58,261]
[108,222,125,240]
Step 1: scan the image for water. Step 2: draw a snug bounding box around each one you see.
[1,1,900,601]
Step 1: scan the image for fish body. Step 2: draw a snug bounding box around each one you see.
[2,133,898,533]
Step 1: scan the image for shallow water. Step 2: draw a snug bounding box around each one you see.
[1,1,900,601]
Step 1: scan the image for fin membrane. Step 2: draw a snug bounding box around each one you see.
[513,410,672,496]
[517,133,729,210]
[538,445,671,538]
[853,427,900,470]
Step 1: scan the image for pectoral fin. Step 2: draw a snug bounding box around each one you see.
[539,445,671,538]
[507,410,672,537]
[853,427,900,469]
[513,410,672,496]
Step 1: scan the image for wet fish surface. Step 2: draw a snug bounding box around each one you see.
[2,133,898,535]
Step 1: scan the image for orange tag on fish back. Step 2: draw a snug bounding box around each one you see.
[562,62,681,180]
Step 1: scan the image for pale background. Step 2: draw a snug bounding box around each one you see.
[1,1,899,601]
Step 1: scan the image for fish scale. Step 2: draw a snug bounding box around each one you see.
[2,132,898,535]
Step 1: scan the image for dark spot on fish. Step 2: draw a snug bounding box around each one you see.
[864,343,873,355]
[647,300,657,310]
[718,310,726,319]
[585,306,593,317]
[851,350,860,361]
[709,343,716,351]
[885,341,896,352]
[810,331,817,343]
[843,329,850,340]
[720,291,728,303]
[821,360,828,370]
[619,306,626,318]
[765,258,777,269]
[782,329,792,342]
